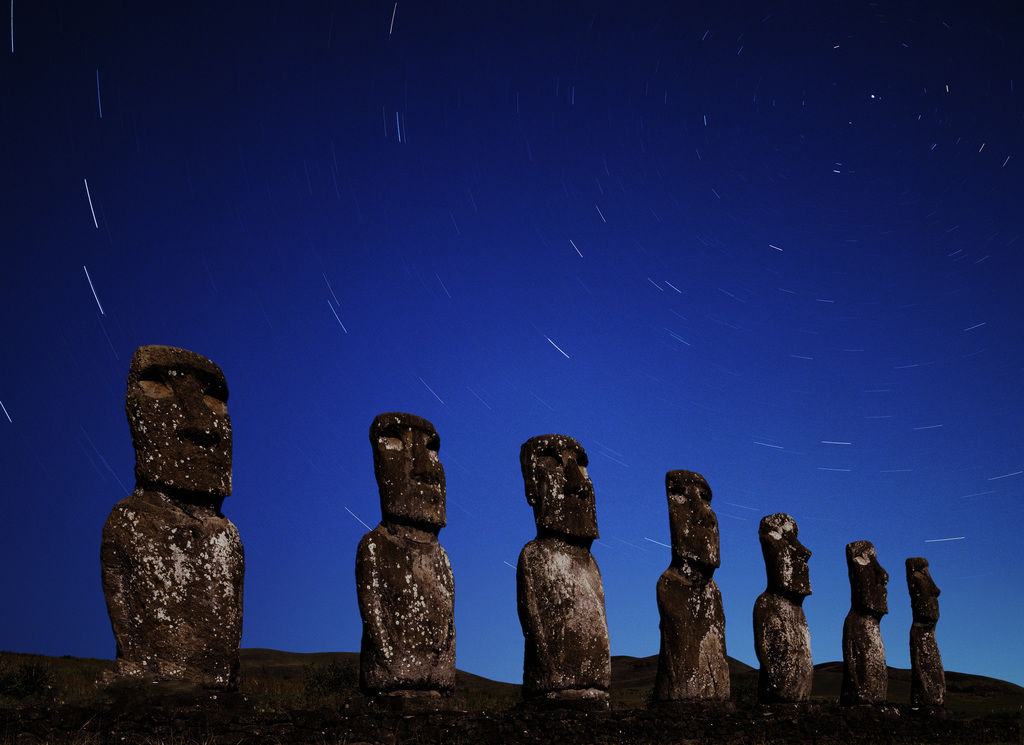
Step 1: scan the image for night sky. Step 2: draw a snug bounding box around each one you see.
[3,1,1023,688]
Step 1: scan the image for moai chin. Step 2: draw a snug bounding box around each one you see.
[841,540,889,706]
[753,513,813,705]
[906,557,944,709]
[100,345,244,690]
[654,470,730,703]
[516,434,610,705]
[355,412,455,707]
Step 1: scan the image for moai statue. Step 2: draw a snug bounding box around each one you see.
[100,345,244,690]
[355,412,455,708]
[906,557,944,709]
[517,434,610,705]
[841,541,889,706]
[753,513,813,705]
[654,470,730,704]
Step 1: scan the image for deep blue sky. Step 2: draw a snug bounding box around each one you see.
[2,1,1023,688]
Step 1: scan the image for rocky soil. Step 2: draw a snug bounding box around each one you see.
[4,688,1020,745]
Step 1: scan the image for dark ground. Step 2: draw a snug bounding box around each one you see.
[2,649,1021,744]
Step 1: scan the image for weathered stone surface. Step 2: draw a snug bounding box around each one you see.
[356,412,455,701]
[753,513,812,704]
[841,540,888,706]
[654,470,729,702]
[907,557,944,709]
[101,345,243,690]
[517,434,610,703]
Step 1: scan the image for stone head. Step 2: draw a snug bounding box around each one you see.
[846,540,888,616]
[906,557,940,624]
[665,470,720,576]
[126,345,231,498]
[370,412,446,529]
[520,434,598,540]
[758,513,811,597]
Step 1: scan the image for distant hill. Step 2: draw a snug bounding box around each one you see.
[239,648,520,704]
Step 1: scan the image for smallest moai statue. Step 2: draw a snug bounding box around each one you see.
[841,541,889,706]
[753,513,813,706]
[907,557,945,710]
[355,412,455,710]
[654,470,730,704]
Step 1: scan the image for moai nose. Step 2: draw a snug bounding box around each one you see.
[410,440,441,484]
[176,376,221,447]
[564,456,586,494]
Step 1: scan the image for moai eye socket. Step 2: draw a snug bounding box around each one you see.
[379,436,405,451]
[138,367,174,399]
[203,394,228,415]
[538,447,561,465]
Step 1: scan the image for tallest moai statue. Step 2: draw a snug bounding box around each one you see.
[101,345,244,690]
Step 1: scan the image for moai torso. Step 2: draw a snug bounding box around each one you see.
[517,537,610,696]
[841,540,888,706]
[654,471,729,702]
[100,345,243,690]
[101,491,244,688]
[753,513,812,704]
[907,557,944,708]
[517,434,610,702]
[356,412,455,700]
[356,523,454,692]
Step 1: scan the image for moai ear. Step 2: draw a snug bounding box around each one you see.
[524,468,547,509]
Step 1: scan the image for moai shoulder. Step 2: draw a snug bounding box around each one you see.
[654,470,730,705]
[516,434,610,706]
[100,345,244,690]
[355,412,456,710]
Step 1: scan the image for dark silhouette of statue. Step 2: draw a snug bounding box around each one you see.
[355,412,455,708]
[101,345,244,690]
[654,470,729,703]
[753,513,812,705]
[907,557,944,710]
[841,541,888,705]
[517,434,610,705]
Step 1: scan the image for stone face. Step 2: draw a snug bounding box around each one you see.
[520,434,599,541]
[368,411,446,529]
[125,345,232,497]
[101,345,243,690]
[841,541,888,706]
[753,513,812,704]
[654,470,729,702]
[356,412,455,699]
[517,435,610,702]
[907,557,944,708]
